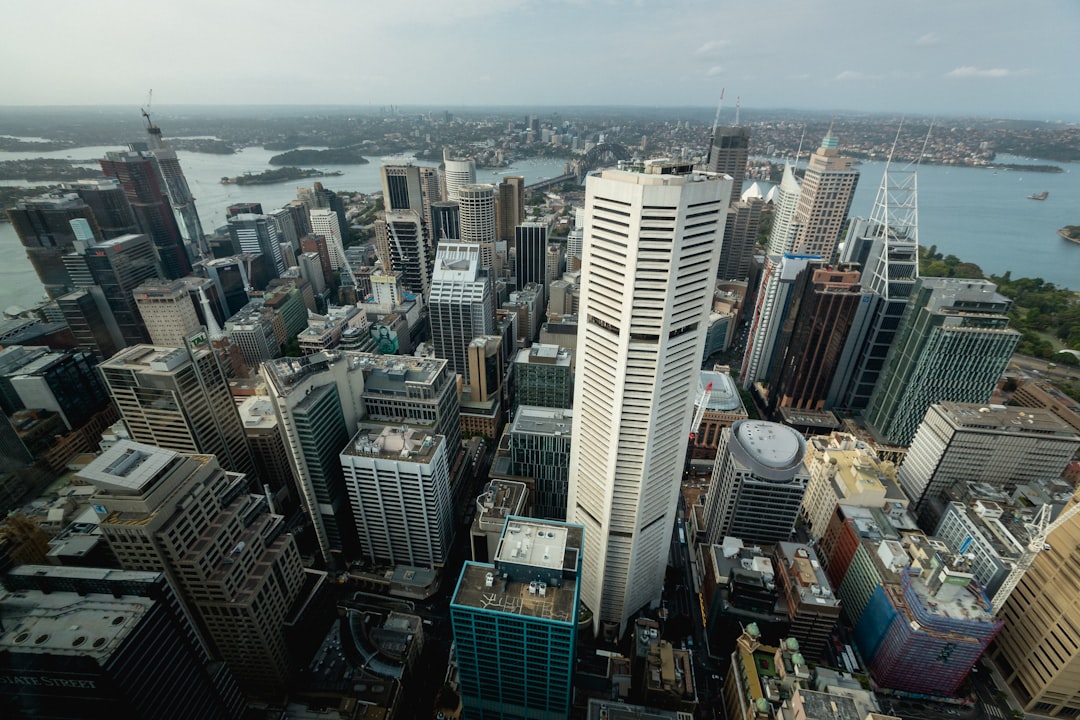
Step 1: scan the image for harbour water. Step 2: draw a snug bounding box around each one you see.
[1,147,1078,313]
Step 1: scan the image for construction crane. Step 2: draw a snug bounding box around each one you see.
[991,498,1080,615]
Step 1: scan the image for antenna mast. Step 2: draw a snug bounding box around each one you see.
[734,96,741,126]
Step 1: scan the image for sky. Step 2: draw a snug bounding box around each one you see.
[3,0,1078,120]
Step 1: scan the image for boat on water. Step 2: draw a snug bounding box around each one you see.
[1028,191,1049,201]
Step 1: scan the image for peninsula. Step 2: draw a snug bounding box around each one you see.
[221,167,343,185]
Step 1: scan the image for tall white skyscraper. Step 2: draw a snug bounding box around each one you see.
[443,152,477,202]
[308,207,347,270]
[457,184,497,270]
[568,163,730,637]
[428,243,494,385]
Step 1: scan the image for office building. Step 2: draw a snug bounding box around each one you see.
[237,395,299,514]
[991,493,1080,717]
[514,222,548,292]
[225,301,279,368]
[443,153,477,201]
[496,175,526,242]
[705,124,750,193]
[141,120,208,257]
[134,277,203,347]
[299,233,334,288]
[308,207,347,270]
[458,183,497,270]
[340,424,453,568]
[81,441,305,701]
[98,342,255,480]
[56,288,121,360]
[227,213,285,276]
[513,344,573,410]
[469,480,529,563]
[569,164,730,636]
[451,517,583,719]
[689,369,748,461]
[830,155,922,411]
[7,191,102,298]
[716,198,763,282]
[66,178,141,239]
[765,265,868,413]
[0,345,109,431]
[766,163,803,256]
[0,565,243,719]
[432,200,460,242]
[801,433,904,540]
[66,231,163,348]
[508,406,574,520]
[724,626,812,720]
[1011,380,1080,434]
[773,542,842,660]
[898,402,1080,526]
[375,209,431,297]
[428,243,494,385]
[934,499,1024,599]
[788,135,859,260]
[741,254,821,389]
[100,149,191,279]
[864,278,1021,447]
[705,420,810,545]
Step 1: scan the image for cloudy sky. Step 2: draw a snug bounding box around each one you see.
[3,0,1077,120]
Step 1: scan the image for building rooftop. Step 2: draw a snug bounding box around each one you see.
[795,689,862,720]
[776,542,840,609]
[509,405,573,437]
[77,441,178,496]
[730,420,808,480]
[453,518,582,624]
[473,480,529,534]
[937,401,1078,436]
[778,407,842,430]
[98,344,196,373]
[700,371,745,413]
[516,344,572,367]
[342,423,442,462]
[586,699,693,720]
[238,396,279,431]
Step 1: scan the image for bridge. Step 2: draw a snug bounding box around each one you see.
[524,142,633,193]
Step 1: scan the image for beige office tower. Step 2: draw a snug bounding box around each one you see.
[81,440,305,701]
[568,163,730,637]
[457,183,497,270]
[133,277,203,347]
[991,494,1080,718]
[99,342,256,481]
[789,135,859,260]
[496,175,526,242]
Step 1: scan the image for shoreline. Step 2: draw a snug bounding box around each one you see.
[1057,228,1080,246]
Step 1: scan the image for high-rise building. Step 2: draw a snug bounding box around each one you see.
[715,198,763,282]
[496,175,526,242]
[432,200,461,242]
[1010,380,1080,434]
[380,164,441,241]
[227,213,285,276]
[451,517,583,719]
[374,209,431,297]
[991,493,1080,717]
[428,243,494,385]
[513,344,573,410]
[705,420,811,544]
[898,402,1080,526]
[772,541,842,660]
[830,155,922,411]
[7,191,102,298]
[98,342,256,480]
[514,222,548,292]
[100,150,191,279]
[740,253,821,389]
[788,135,859,260]
[81,441,305,701]
[307,207,347,270]
[0,345,110,431]
[143,117,208,257]
[458,184,497,270]
[705,125,751,199]
[66,178,141,239]
[340,423,454,568]
[765,264,868,413]
[508,406,574,520]
[569,164,730,636]
[765,163,802,256]
[0,565,244,719]
[443,152,477,202]
[864,278,1021,447]
[65,231,163,348]
[134,277,204,347]
[56,288,121,360]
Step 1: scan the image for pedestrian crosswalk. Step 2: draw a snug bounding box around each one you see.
[985,705,1006,719]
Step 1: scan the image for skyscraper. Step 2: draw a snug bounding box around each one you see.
[508,406,574,520]
[98,341,256,481]
[81,441,305,701]
[765,163,802,256]
[143,115,209,257]
[100,149,191,279]
[374,209,431,297]
[380,163,440,241]
[765,264,868,413]
[307,207,347,270]
[864,278,1021,446]
[496,175,526,242]
[428,243,494,385]
[458,183,497,270]
[568,163,730,636]
[705,125,751,199]
[514,222,548,293]
[451,517,583,719]
[432,200,461,242]
[830,154,921,411]
[788,135,859,260]
[66,178,141,239]
[227,213,285,276]
[715,198,763,282]
[133,278,205,348]
[340,423,454,568]
[7,191,102,298]
[704,420,810,544]
[443,152,477,201]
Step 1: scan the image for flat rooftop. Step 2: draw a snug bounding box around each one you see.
[776,542,840,609]
[77,441,178,495]
[797,689,862,720]
[0,590,151,660]
[586,699,693,720]
[98,344,195,373]
[473,480,529,533]
[509,406,574,437]
[342,423,442,462]
[938,402,1078,436]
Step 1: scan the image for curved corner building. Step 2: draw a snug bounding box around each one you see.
[704,419,810,544]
